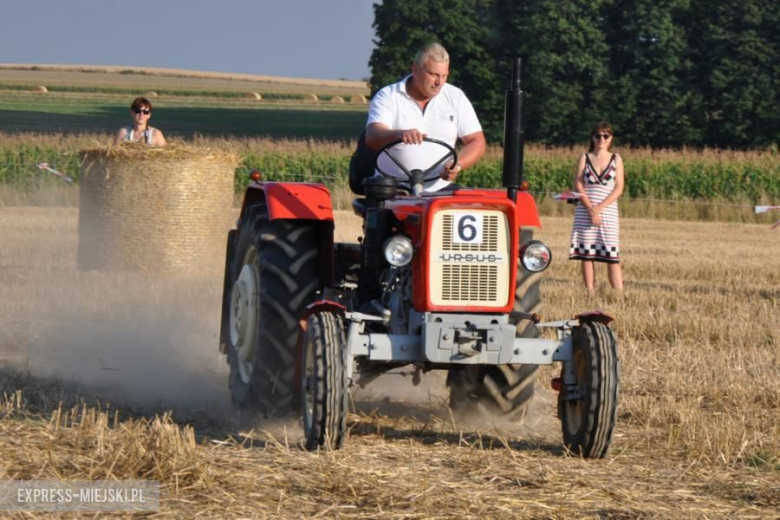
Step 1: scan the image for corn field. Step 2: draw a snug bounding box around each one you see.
[1,134,777,213]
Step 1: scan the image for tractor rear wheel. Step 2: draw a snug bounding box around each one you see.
[559,321,619,458]
[226,203,320,416]
[447,228,540,420]
[302,310,349,450]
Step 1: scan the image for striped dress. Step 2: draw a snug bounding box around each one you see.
[569,153,621,264]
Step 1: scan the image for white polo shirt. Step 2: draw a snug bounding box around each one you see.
[367,75,482,191]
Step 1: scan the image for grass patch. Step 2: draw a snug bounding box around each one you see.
[0,96,367,140]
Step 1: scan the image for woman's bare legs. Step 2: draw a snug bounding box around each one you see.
[608,263,624,290]
[581,261,595,293]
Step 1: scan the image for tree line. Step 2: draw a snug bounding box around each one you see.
[369,0,779,149]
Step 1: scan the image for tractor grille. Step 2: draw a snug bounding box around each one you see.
[441,265,499,301]
[430,209,511,307]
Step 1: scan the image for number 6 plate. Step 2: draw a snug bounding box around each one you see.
[453,214,483,244]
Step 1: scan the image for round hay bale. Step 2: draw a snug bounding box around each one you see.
[35,85,48,93]
[349,94,367,104]
[330,96,345,104]
[248,92,262,100]
[304,93,319,103]
[78,143,238,276]
[145,91,158,98]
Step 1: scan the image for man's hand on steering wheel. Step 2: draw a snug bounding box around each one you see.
[441,160,462,182]
[400,129,426,145]
[397,129,459,181]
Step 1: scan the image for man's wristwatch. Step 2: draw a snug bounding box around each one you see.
[453,162,462,172]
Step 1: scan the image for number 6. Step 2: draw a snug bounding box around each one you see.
[454,214,483,244]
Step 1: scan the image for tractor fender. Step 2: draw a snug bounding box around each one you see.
[297,299,348,353]
[301,300,348,322]
[297,300,348,361]
[240,182,335,287]
[242,182,334,222]
[576,310,614,325]
[515,191,542,229]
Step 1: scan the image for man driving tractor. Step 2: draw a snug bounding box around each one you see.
[220,54,619,458]
[365,43,486,192]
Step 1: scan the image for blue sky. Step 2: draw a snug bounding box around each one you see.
[0,0,377,80]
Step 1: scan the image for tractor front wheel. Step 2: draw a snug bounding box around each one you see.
[559,321,619,458]
[301,310,349,450]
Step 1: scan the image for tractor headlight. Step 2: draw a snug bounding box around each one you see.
[383,235,414,267]
[520,240,552,272]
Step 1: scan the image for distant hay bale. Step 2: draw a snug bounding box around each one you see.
[304,93,319,103]
[330,96,345,104]
[34,85,48,93]
[78,143,238,276]
[248,92,262,100]
[349,94,367,104]
[145,91,158,97]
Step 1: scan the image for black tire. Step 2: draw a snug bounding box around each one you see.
[226,203,320,416]
[302,311,349,450]
[446,228,540,419]
[559,321,619,458]
[219,229,237,354]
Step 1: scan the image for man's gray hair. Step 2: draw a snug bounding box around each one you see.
[414,43,450,67]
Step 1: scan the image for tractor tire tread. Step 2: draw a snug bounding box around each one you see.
[447,228,541,420]
[227,205,320,417]
[304,311,348,450]
[560,321,619,458]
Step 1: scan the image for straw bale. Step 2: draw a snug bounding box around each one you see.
[145,91,158,97]
[34,85,48,93]
[330,96,345,104]
[248,92,262,100]
[349,94,367,104]
[77,143,238,275]
[304,93,319,102]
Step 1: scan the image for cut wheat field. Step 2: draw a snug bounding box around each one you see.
[0,205,777,518]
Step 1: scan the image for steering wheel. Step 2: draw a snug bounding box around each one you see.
[374,137,458,193]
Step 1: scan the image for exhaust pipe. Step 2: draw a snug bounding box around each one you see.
[502,57,525,203]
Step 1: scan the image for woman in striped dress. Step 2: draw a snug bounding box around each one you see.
[569,122,624,292]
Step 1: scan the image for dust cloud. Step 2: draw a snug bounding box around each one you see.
[33,280,227,408]
[0,207,232,423]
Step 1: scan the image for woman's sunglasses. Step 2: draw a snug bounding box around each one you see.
[593,133,611,140]
[134,109,151,115]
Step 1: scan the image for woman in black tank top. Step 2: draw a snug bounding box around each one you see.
[112,97,166,147]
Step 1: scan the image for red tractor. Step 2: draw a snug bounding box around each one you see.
[219,59,619,458]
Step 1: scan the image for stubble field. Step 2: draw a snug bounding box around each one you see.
[0,202,777,518]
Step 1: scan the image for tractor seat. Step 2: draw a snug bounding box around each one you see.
[348,130,376,195]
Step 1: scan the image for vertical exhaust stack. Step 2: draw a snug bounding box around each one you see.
[502,57,525,203]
